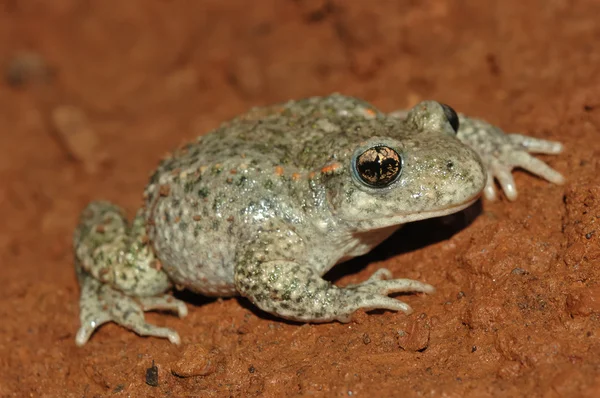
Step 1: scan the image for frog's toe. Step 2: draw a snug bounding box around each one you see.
[506,151,565,185]
[483,170,498,201]
[365,268,393,282]
[75,315,111,347]
[124,322,182,345]
[139,295,189,318]
[490,160,518,201]
[335,293,418,323]
[508,134,563,155]
[356,269,436,295]
[348,276,435,296]
[357,296,415,315]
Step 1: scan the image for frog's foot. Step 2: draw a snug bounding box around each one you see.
[75,271,187,346]
[235,255,435,324]
[338,268,435,321]
[457,116,564,201]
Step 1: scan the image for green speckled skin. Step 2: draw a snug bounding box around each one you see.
[73,94,564,346]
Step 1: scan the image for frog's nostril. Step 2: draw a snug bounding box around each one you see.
[446,160,454,170]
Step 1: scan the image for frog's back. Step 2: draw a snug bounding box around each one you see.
[156,94,386,175]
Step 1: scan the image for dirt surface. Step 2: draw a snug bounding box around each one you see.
[1,1,600,397]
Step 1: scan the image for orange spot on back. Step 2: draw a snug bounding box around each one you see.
[320,162,342,175]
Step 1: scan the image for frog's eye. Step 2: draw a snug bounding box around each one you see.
[440,103,459,133]
[354,145,403,188]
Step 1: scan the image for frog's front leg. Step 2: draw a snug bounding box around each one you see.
[233,230,434,322]
[73,202,187,346]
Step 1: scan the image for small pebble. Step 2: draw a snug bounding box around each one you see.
[145,361,159,387]
[171,344,221,378]
[5,51,52,87]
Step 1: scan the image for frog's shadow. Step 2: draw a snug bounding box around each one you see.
[177,200,483,324]
[325,199,482,282]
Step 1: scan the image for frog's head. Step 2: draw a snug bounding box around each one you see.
[319,101,486,232]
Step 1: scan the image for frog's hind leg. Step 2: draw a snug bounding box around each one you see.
[73,201,187,346]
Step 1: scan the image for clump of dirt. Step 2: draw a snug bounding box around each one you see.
[1,1,600,396]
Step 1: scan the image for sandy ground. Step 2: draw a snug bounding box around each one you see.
[1,0,600,396]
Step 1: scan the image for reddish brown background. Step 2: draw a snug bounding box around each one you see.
[1,1,600,396]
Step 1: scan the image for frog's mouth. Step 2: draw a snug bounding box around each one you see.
[390,195,480,223]
[351,193,481,231]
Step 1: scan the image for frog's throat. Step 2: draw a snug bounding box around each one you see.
[353,194,481,231]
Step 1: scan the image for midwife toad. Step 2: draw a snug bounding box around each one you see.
[74,94,564,345]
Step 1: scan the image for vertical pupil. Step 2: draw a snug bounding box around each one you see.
[356,146,401,187]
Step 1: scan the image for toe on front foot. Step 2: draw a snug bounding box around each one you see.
[338,273,436,321]
[348,271,436,295]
